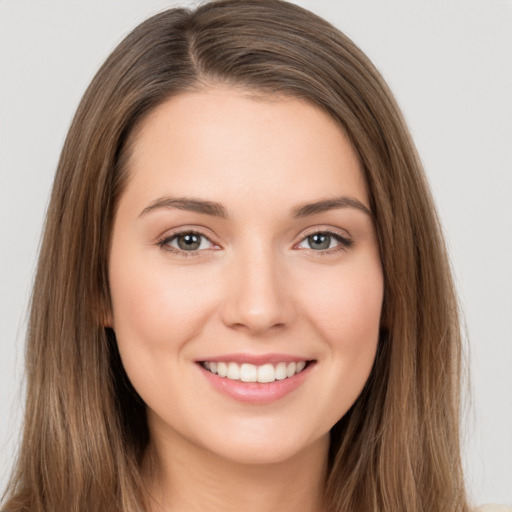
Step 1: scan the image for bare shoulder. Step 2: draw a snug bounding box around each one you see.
[475,505,512,512]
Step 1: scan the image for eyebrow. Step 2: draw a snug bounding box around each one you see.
[139,197,227,218]
[290,197,372,218]
[139,195,372,219]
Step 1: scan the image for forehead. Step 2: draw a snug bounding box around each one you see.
[121,87,368,215]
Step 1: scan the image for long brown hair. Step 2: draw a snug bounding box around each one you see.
[2,1,469,510]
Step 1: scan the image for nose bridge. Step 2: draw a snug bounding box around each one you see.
[221,240,293,334]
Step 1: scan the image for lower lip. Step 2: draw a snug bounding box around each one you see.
[198,363,314,404]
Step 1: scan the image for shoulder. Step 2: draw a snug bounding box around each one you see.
[475,505,512,512]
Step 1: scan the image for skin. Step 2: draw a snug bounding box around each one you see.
[108,87,384,512]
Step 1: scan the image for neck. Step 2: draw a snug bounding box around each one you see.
[142,430,329,512]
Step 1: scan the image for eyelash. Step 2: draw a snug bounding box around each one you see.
[157,229,217,258]
[157,229,353,258]
[297,230,353,255]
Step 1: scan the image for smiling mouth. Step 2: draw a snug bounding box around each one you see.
[199,360,313,384]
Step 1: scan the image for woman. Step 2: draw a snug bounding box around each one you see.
[0,1,504,511]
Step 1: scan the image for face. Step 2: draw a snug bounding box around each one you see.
[108,87,383,465]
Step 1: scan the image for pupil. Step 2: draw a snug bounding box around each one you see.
[309,233,330,250]
[178,233,201,250]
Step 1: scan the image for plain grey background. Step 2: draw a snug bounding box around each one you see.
[1,0,511,505]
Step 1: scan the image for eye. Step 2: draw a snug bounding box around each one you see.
[158,231,217,255]
[296,231,352,252]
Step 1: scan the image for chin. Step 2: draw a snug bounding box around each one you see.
[195,422,330,467]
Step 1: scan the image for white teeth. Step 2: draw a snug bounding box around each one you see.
[275,362,287,380]
[217,362,227,377]
[240,363,257,382]
[227,362,240,380]
[257,363,275,383]
[286,362,297,377]
[202,360,309,383]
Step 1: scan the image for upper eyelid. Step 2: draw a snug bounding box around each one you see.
[168,231,214,243]
[298,225,351,239]
[295,231,353,251]
[157,226,217,243]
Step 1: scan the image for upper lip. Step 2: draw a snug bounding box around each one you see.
[196,353,314,365]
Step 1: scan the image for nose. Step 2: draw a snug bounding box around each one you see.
[220,245,295,335]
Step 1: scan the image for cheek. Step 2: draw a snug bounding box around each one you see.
[301,263,383,343]
[108,258,223,417]
[297,262,383,413]
[109,259,216,370]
